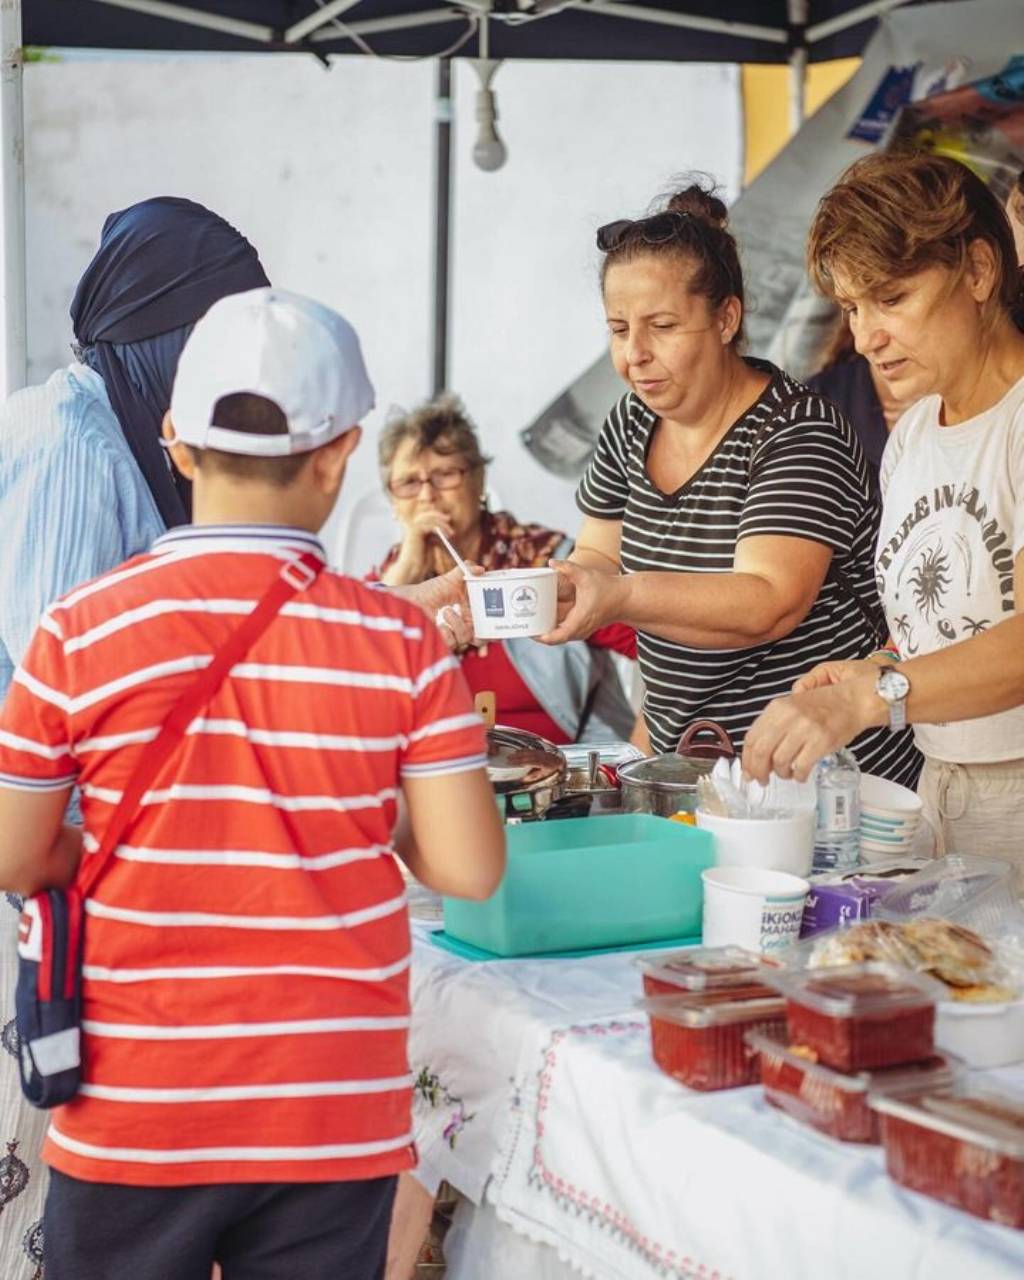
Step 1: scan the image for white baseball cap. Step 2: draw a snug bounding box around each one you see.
[169,287,375,457]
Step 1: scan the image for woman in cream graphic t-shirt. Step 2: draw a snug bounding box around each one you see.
[877,381,1024,762]
[793,151,1024,871]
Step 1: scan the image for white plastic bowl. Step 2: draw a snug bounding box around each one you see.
[860,773,924,816]
[860,825,914,843]
[861,809,919,826]
[861,820,919,840]
[860,842,917,864]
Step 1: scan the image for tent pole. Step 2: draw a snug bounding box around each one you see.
[0,0,26,397]
[285,0,362,45]
[432,56,452,395]
[807,0,913,44]
[787,0,808,134]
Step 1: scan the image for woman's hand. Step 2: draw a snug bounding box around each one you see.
[536,560,626,645]
[792,658,879,693]
[742,676,885,783]
[381,508,455,586]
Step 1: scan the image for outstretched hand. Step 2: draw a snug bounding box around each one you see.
[390,564,481,651]
[536,560,621,645]
[742,678,879,783]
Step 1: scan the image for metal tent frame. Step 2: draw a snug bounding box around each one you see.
[4,0,922,396]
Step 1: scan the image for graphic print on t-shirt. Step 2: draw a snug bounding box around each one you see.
[876,478,1016,656]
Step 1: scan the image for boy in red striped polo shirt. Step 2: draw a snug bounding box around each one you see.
[0,289,505,1279]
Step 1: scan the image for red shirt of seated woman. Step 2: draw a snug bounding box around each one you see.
[370,416,635,742]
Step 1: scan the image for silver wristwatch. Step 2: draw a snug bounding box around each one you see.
[875,665,911,732]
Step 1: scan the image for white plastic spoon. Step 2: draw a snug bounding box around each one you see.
[435,526,472,578]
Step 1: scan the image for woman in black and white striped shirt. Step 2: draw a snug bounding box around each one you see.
[542,182,920,785]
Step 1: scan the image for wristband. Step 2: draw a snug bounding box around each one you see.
[868,646,901,664]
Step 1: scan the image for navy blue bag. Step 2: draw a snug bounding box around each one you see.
[14,552,323,1108]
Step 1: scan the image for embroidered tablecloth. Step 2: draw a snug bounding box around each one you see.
[408,927,1024,1280]
[408,924,639,1202]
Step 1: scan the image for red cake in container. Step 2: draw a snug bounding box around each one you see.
[636,945,776,1001]
[872,1088,1024,1228]
[746,1028,957,1143]
[767,963,941,1072]
[642,992,785,1091]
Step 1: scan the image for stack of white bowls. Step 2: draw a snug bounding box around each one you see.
[859,773,924,861]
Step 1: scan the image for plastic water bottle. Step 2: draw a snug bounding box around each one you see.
[813,749,861,872]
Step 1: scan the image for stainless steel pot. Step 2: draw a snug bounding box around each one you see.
[558,741,643,815]
[618,719,736,818]
[617,752,720,818]
[486,725,567,821]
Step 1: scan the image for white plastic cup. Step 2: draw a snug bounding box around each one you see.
[701,866,809,955]
[465,568,558,639]
[696,808,815,877]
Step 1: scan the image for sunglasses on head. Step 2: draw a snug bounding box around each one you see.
[596,210,692,253]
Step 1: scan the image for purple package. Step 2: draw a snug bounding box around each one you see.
[800,861,928,939]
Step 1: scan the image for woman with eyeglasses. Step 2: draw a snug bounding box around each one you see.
[371,394,637,745]
[542,180,920,783]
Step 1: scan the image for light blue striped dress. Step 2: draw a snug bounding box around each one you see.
[0,361,164,1277]
[0,362,165,693]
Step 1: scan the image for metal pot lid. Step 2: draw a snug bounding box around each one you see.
[617,751,718,791]
[486,725,566,794]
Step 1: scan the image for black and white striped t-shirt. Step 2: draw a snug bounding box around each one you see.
[576,360,921,786]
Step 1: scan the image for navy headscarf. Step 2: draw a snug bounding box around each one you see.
[70,197,270,528]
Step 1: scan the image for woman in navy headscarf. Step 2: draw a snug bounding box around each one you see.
[0,197,267,1279]
[70,196,270,527]
[0,197,268,687]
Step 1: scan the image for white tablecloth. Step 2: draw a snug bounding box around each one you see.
[408,927,1024,1280]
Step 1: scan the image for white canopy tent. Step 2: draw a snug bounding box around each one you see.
[0,0,925,399]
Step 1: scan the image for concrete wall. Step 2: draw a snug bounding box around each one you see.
[23,53,740,567]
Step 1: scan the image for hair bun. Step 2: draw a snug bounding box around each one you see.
[666,183,729,231]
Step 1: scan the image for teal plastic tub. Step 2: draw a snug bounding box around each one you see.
[442,814,714,958]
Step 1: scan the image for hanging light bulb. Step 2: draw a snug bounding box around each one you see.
[472,65,507,172]
[471,15,506,172]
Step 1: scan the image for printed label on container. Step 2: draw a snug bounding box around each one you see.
[759,896,806,953]
[510,585,538,618]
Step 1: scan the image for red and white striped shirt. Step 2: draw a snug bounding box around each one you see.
[0,524,486,1186]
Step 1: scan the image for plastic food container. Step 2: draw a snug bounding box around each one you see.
[746,1028,958,1144]
[767,963,943,1072]
[641,992,786,1091]
[873,1086,1024,1228]
[873,854,1018,934]
[636,945,776,999]
[442,814,713,956]
[935,995,1024,1069]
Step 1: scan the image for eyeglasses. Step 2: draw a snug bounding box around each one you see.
[388,464,472,499]
[596,210,692,253]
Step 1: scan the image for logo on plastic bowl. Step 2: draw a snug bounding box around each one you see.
[483,587,505,618]
[510,585,538,618]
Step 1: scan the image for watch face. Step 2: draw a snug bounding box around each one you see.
[877,667,910,702]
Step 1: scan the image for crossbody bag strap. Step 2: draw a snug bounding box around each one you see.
[77,550,324,901]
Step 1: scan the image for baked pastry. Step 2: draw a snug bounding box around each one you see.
[808,918,1014,1003]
